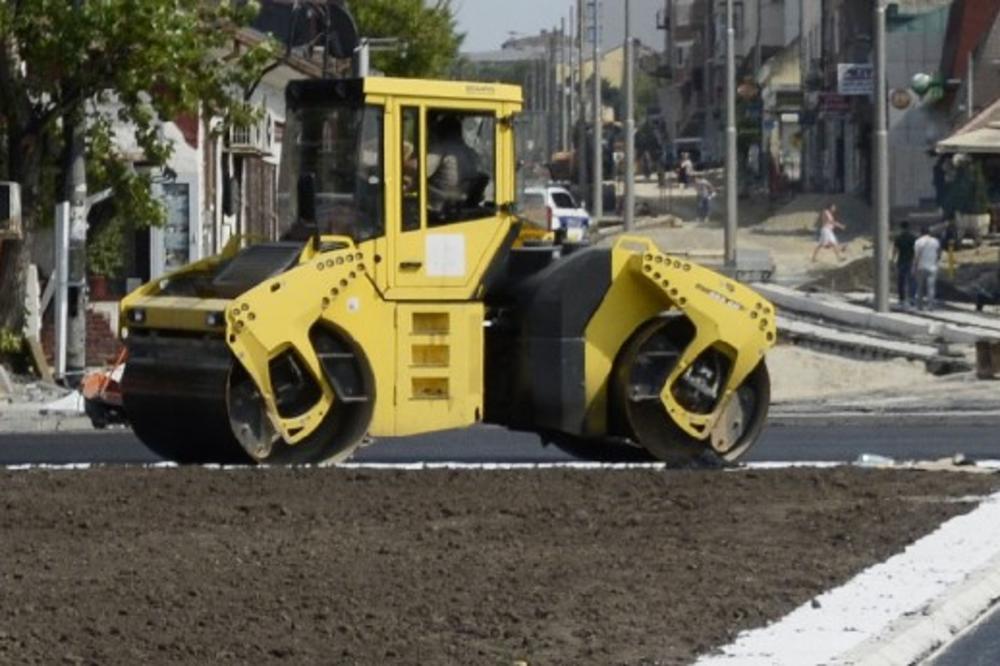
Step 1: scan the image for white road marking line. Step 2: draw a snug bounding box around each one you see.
[0,461,850,471]
[2,461,997,471]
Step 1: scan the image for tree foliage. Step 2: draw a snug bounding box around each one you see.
[0,0,277,329]
[352,0,463,78]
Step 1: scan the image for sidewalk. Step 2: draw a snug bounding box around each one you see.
[1,378,91,434]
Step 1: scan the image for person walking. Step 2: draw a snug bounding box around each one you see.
[677,152,693,188]
[912,224,941,311]
[811,203,846,262]
[891,220,917,308]
[695,176,716,223]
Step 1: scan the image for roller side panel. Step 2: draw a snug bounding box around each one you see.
[483,247,611,434]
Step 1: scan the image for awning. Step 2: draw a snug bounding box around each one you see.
[936,122,1000,154]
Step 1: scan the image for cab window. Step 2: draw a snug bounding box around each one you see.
[400,106,421,231]
[425,109,496,226]
[277,103,384,242]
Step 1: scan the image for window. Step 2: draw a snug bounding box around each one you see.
[277,103,385,243]
[426,109,496,226]
[550,191,576,209]
[519,191,547,229]
[162,182,190,272]
[401,106,421,231]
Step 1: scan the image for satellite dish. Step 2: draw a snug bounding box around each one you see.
[325,2,360,60]
[252,1,315,48]
[252,1,358,57]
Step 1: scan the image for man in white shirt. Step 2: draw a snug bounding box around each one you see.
[912,225,941,311]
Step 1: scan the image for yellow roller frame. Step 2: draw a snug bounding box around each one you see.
[224,236,392,446]
[586,236,777,441]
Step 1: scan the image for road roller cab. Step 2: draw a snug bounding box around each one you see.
[119,76,777,466]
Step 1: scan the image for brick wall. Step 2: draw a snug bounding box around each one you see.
[40,306,124,368]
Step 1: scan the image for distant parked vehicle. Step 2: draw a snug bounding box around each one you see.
[520,185,592,245]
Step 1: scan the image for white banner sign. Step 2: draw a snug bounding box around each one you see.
[837,64,874,96]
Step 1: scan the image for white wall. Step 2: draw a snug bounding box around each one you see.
[886,23,949,208]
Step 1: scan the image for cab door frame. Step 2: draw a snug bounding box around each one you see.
[383,97,516,301]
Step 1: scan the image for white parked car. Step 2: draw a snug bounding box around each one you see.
[520,185,592,244]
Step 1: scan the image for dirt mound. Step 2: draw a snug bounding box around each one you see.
[803,258,999,304]
[803,257,875,292]
[0,467,996,664]
[768,345,931,402]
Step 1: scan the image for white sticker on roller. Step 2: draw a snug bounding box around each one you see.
[425,234,466,277]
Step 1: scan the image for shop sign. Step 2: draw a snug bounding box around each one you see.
[837,63,874,96]
[818,93,851,115]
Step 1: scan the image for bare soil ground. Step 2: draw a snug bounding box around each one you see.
[1,466,998,665]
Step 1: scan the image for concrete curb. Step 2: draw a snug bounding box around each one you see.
[768,410,1000,428]
[593,215,674,239]
[755,283,1000,345]
[0,414,92,434]
[838,551,1000,665]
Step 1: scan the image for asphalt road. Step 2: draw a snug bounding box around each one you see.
[930,602,1000,666]
[0,420,997,466]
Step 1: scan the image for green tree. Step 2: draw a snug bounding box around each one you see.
[0,0,276,331]
[352,0,462,78]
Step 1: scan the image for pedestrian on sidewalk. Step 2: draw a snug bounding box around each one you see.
[891,220,917,308]
[811,203,846,262]
[695,176,716,223]
[677,152,693,188]
[913,224,941,311]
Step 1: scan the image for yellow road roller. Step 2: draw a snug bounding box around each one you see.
[119,77,776,465]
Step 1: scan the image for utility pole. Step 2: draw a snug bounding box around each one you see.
[664,0,673,67]
[566,17,574,151]
[754,0,762,75]
[568,9,575,149]
[54,203,69,379]
[967,50,975,119]
[552,26,560,153]
[562,19,571,151]
[725,0,737,269]
[703,0,713,150]
[577,0,588,197]
[624,0,635,231]
[65,0,88,382]
[799,0,808,191]
[591,0,603,221]
[661,0,674,152]
[873,0,889,312]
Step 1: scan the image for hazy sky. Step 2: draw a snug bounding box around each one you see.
[454,0,575,52]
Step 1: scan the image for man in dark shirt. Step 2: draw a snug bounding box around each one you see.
[891,220,917,308]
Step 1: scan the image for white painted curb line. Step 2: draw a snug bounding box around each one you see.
[0,461,852,471]
[695,491,1000,666]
